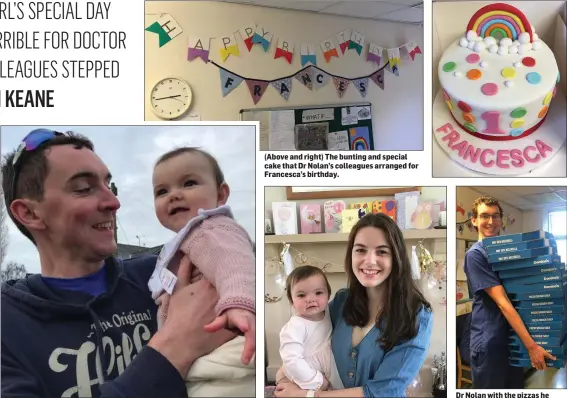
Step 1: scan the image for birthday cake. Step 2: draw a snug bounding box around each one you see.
[435,3,564,174]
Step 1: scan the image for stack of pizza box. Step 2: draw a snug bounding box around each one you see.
[484,230,566,369]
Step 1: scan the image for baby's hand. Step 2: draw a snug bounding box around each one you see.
[204,308,256,365]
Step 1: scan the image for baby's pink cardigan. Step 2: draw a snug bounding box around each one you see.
[156,215,255,327]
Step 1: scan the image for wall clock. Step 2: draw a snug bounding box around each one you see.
[150,77,192,120]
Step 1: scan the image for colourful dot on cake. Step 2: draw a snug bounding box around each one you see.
[463,113,475,123]
[510,107,527,118]
[543,92,552,105]
[510,119,524,128]
[553,86,557,98]
[501,67,516,79]
[481,83,498,96]
[510,128,524,137]
[458,101,472,112]
[466,54,480,64]
[467,69,482,80]
[445,100,453,111]
[464,123,477,133]
[538,106,548,118]
[443,62,457,72]
[522,57,536,67]
[526,72,541,84]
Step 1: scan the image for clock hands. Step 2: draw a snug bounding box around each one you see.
[154,95,181,101]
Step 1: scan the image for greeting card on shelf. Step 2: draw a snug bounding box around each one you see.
[341,209,359,233]
[350,202,372,218]
[272,202,298,235]
[300,204,322,234]
[411,202,434,230]
[395,191,420,230]
[372,200,396,220]
[324,200,346,233]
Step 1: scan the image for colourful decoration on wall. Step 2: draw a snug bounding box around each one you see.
[466,3,532,42]
[367,43,383,65]
[251,24,273,51]
[274,38,294,64]
[385,63,399,77]
[239,23,256,52]
[300,44,317,66]
[145,14,183,47]
[336,29,351,54]
[219,34,240,61]
[210,60,389,104]
[387,48,401,68]
[187,36,210,62]
[348,30,365,55]
[320,37,339,62]
[405,41,422,61]
[456,203,466,216]
[349,127,371,150]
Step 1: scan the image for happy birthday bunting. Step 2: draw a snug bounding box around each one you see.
[320,37,339,63]
[405,41,422,61]
[251,24,273,52]
[246,79,269,104]
[385,63,399,76]
[239,23,257,52]
[332,77,350,98]
[387,48,401,68]
[219,34,240,62]
[312,68,331,90]
[335,29,351,54]
[300,44,316,66]
[352,77,369,98]
[294,66,314,90]
[145,14,183,48]
[348,30,365,55]
[187,36,210,62]
[274,38,294,64]
[367,43,383,65]
[370,69,384,90]
[219,69,243,96]
[271,77,292,100]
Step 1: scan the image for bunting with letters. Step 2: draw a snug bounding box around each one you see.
[275,38,294,64]
[209,60,390,105]
[219,34,240,62]
[251,24,273,52]
[335,29,351,54]
[239,23,257,52]
[300,44,316,66]
[145,14,183,47]
[320,36,339,63]
[405,41,422,61]
[187,36,210,62]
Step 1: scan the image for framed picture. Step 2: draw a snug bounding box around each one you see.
[286,186,421,200]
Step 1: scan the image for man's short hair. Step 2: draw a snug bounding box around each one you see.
[1,132,94,243]
[471,196,504,219]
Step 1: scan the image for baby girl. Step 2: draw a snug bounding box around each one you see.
[277,265,343,394]
[148,147,255,397]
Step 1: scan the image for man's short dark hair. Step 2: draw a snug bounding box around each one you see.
[1,131,94,244]
[155,147,225,188]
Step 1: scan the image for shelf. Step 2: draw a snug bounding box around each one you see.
[264,229,446,244]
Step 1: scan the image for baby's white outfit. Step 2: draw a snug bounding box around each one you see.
[279,308,344,391]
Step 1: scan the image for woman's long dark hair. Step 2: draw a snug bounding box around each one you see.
[343,213,431,352]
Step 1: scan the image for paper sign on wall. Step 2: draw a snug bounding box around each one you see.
[328,130,350,150]
[341,107,358,126]
[302,108,334,123]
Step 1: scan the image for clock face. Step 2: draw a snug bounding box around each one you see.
[150,78,192,120]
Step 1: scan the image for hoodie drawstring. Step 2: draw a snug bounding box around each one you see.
[87,308,108,383]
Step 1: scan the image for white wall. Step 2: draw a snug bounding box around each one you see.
[145,1,424,150]
[432,1,567,97]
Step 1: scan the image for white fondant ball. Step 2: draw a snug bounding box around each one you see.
[454,71,463,77]
[508,46,518,55]
[459,37,469,47]
[532,40,542,50]
[498,46,508,55]
[468,40,476,50]
[484,36,496,46]
[500,38,512,47]
[505,80,515,88]
[513,40,520,45]
[466,30,478,41]
[473,42,486,53]
[489,44,498,53]
[533,33,539,41]
[480,61,488,68]
[513,61,522,67]
[518,43,530,55]
[519,32,530,44]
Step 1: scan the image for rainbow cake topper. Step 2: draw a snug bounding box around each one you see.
[466,3,532,42]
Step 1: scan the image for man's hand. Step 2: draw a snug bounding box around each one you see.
[149,257,235,376]
[204,308,256,365]
[527,343,556,370]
